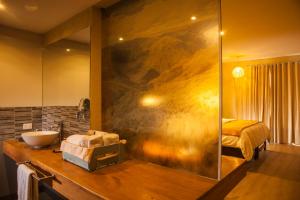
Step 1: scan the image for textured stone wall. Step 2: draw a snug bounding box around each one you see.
[102,0,220,178]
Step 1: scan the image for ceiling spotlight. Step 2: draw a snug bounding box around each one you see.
[66,49,71,52]
[118,37,124,41]
[190,16,197,21]
[24,0,39,12]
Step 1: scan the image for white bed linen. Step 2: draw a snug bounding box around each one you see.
[222,122,270,160]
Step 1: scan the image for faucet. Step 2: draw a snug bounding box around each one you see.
[52,121,64,153]
[58,121,64,143]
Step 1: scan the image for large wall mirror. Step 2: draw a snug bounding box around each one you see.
[42,28,90,136]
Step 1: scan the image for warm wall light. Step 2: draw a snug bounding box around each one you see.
[232,66,244,78]
[220,31,224,36]
[190,16,197,21]
[118,37,124,41]
[0,3,6,10]
[140,95,161,107]
[66,48,71,52]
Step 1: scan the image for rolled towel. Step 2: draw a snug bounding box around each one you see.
[87,130,106,136]
[66,135,87,147]
[103,133,119,146]
[95,131,107,137]
[87,130,96,135]
[86,134,103,147]
[66,134,103,148]
[17,164,39,200]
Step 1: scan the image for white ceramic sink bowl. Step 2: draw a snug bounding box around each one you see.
[22,131,59,149]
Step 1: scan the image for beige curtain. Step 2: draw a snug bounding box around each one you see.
[234,61,300,144]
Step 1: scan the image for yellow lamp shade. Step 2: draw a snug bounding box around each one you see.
[232,66,244,78]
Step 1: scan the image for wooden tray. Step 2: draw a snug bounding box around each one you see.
[63,142,126,171]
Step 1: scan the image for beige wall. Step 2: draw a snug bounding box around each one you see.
[222,55,300,118]
[42,40,90,106]
[0,26,43,197]
[0,26,43,107]
[222,0,300,118]
[222,62,252,118]
[222,0,300,62]
[0,25,90,107]
[222,62,235,118]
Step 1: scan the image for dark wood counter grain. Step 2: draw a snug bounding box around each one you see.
[3,140,245,200]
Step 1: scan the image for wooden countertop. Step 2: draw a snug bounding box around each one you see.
[3,140,246,200]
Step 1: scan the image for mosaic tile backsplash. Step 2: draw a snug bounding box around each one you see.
[0,106,89,141]
[42,106,89,137]
[0,107,42,140]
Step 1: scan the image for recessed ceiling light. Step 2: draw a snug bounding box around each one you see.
[66,48,71,52]
[0,3,6,10]
[118,37,124,41]
[24,4,39,12]
[190,16,197,21]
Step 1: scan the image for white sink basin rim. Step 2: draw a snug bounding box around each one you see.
[21,131,59,148]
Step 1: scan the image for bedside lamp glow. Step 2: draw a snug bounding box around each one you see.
[232,66,244,78]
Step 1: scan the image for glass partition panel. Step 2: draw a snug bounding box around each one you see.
[102,0,221,179]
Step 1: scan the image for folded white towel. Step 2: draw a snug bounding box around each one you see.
[17,164,39,200]
[65,130,120,148]
[60,141,94,162]
[66,134,104,148]
[66,135,87,147]
[103,133,119,146]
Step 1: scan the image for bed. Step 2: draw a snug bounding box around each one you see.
[222,119,271,161]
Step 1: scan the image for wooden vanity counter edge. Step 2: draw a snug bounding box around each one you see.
[3,140,103,200]
[3,139,246,200]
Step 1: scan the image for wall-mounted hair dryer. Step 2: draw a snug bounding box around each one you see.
[77,98,90,121]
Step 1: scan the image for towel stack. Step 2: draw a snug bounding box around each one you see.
[65,131,119,148]
[60,130,120,162]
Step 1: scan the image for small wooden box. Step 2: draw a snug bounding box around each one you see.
[62,142,125,171]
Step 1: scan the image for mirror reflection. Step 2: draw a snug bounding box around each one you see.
[42,28,90,136]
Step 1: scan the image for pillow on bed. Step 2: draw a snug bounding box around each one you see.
[222,118,236,123]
